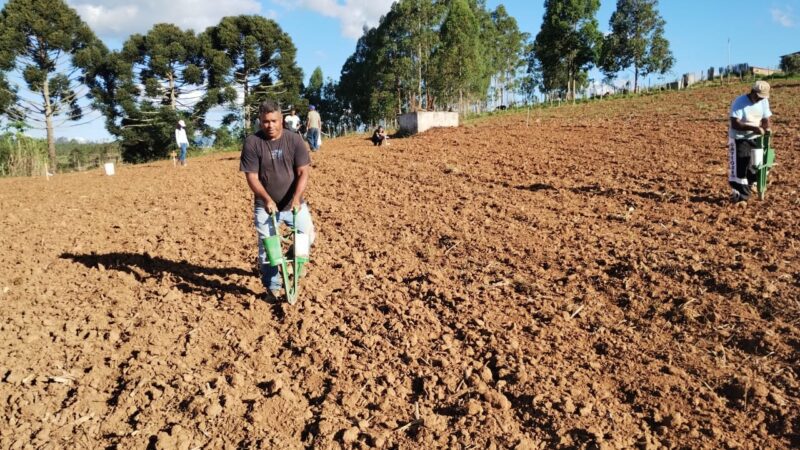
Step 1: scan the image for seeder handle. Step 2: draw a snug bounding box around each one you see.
[761,131,771,150]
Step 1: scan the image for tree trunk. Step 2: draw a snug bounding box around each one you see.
[42,74,56,171]
[500,71,506,106]
[397,86,402,115]
[417,42,423,111]
[634,66,639,93]
[169,72,176,110]
[243,78,250,133]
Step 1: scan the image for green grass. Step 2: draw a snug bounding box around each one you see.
[0,134,124,177]
[0,134,48,177]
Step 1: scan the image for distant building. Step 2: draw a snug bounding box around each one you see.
[750,66,782,76]
[718,62,782,78]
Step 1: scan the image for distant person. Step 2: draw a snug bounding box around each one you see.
[240,100,316,299]
[305,105,321,151]
[284,108,300,133]
[371,126,388,146]
[175,120,189,166]
[728,80,773,202]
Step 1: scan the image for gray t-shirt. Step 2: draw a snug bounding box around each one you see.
[240,130,310,211]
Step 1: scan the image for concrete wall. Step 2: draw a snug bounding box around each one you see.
[398,111,459,135]
[751,67,782,76]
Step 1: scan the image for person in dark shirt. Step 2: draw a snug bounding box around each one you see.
[240,100,316,298]
[371,126,388,146]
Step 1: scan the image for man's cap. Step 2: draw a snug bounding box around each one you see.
[309,105,315,110]
[178,119,186,127]
[752,80,770,99]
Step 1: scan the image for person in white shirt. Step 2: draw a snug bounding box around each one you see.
[728,81,773,202]
[284,108,300,133]
[175,120,190,166]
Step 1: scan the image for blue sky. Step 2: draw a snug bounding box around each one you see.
[1,0,798,141]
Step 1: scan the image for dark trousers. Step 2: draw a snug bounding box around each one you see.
[728,138,759,200]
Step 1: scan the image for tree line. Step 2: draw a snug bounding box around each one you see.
[339,0,673,125]
[0,0,674,166]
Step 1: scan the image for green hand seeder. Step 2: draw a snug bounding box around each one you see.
[756,131,776,200]
[262,208,309,305]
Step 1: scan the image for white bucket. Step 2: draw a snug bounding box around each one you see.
[104,162,115,176]
[750,148,763,171]
[294,234,310,257]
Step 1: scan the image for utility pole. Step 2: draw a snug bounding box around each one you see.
[727,38,731,82]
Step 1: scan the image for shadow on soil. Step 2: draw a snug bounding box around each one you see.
[60,251,257,297]
[567,184,729,206]
[688,194,728,205]
[570,185,669,201]
[515,183,556,192]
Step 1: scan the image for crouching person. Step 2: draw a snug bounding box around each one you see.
[240,100,316,298]
[372,126,388,146]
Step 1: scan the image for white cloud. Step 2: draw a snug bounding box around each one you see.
[275,0,394,39]
[69,0,263,38]
[770,6,795,27]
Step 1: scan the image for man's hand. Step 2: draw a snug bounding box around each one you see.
[290,198,302,212]
[264,198,278,214]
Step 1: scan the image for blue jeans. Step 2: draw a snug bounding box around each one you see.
[254,203,315,291]
[307,128,320,150]
[179,143,188,164]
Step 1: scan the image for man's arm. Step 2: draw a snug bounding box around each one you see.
[244,172,278,213]
[761,116,771,131]
[730,117,765,135]
[291,165,310,210]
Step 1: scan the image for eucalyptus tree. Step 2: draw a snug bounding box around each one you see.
[391,0,445,111]
[470,0,498,111]
[489,5,529,106]
[339,0,448,123]
[531,0,601,101]
[340,0,511,121]
[599,0,674,92]
[338,7,407,123]
[304,67,324,108]
[431,0,484,112]
[0,0,108,169]
[338,26,383,124]
[202,15,303,133]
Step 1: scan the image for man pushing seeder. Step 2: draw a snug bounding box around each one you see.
[240,100,316,304]
[728,81,777,202]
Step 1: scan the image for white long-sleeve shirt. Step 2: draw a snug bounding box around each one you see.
[175,128,189,145]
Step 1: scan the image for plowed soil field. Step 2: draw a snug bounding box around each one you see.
[2,80,799,450]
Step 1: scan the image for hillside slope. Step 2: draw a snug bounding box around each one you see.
[1,80,799,449]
